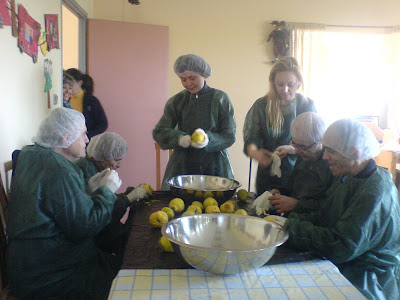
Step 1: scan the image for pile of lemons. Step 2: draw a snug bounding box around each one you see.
[150,189,250,253]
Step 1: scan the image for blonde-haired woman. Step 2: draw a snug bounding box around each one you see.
[243,57,316,195]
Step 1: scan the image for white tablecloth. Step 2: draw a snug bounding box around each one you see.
[108,259,365,300]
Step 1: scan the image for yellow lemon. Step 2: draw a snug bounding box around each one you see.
[205,205,220,213]
[139,183,153,196]
[225,200,236,208]
[169,198,185,213]
[203,191,214,199]
[203,197,218,209]
[237,189,249,201]
[265,216,278,222]
[191,201,203,211]
[187,205,202,214]
[194,190,203,199]
[235,209,247,215]
[161,207,175,220]
[220,202,235,213]
[149,211,169,228]
[159,236,174,252]
[182,210,195,216]
[191,131,205,143]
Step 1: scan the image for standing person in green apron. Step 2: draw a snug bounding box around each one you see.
[153,54,236,190]
[243,57,316,195]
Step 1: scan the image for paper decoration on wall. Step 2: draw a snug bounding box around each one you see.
[39,32,48,56]
[44,14,59,51]
[44,59,53,108]
[267,21,290,63]
[17,4,41,63]
[0,0,11,27]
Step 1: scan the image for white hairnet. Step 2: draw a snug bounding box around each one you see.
[87,132,128,161]
[291,112,326,143]
[174,54,212,78]
[322,118,381,160]
[33,107,85,149]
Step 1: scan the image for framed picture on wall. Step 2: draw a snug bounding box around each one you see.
[45,14,59,51]
[0,0,11,27]
[17,4,41,63]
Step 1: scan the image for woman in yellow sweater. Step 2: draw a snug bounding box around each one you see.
[66,68,108,139]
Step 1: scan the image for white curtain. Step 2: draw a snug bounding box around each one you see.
[388,26,400,137]
[287,23,326,97]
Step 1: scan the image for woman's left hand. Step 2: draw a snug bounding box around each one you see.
[269,194,299,214]
[274,145,295,159]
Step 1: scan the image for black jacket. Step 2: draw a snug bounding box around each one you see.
[83,93,108,139]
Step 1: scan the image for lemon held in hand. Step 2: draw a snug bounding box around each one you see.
[191,131,205,143]
[149,211,169,228]
[139,183,153,196]
[159,236,174,252]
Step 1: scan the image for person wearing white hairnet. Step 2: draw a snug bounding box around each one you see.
[284,118,400,300]
[243,57,316,196]
[7,107,122,299]
[153,54,236,190]
[75,132,147,255]
[266,112,334,214]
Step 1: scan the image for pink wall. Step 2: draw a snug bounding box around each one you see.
[87,19,169,192]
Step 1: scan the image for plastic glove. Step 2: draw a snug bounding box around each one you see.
[191,128,209,149]
[251,190,272,216]
[99,169,122,193]
[178,135,191,148]
[87,169,109,193]
[270,152,282,178]
[127,186,147,202]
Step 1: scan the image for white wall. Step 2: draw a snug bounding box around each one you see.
[0,0,62,186]
[92,0,400,191]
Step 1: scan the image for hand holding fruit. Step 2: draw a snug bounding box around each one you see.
[191,128,209,149]
[127,186,147,202]
[178,135,191,148]
[99,169,122,193]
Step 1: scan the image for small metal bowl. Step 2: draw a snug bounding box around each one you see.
[166,175,241,205]
[161,214,288,275]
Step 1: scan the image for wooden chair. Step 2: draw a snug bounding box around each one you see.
[0,174,18,299]
[155,143,172,190]
[374,150,397,183]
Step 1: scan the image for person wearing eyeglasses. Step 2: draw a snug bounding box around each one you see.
[283,118,400,300]
[268,112,334,214]
[243,57,316,195]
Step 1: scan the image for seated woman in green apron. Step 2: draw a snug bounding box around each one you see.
[243,57,316,195]
[283,118,400,300]
[268,112,334,214]
[7,108,122,299]
[153,54,236,190]
[75,132,147,255]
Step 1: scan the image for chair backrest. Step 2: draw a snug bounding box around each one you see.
[154,143,172,190]
[374,150,397,183]
[3,161,12,198]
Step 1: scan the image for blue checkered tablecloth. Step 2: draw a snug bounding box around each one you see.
[108,259,365,300]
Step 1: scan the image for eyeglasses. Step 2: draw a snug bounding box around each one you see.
[289,138,316,152]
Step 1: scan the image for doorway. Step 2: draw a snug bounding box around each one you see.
[62,0,87,71]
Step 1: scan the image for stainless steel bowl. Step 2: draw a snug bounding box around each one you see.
[161,214,288,275]
[166,175,241,205]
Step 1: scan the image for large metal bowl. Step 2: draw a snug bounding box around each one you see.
[166,175,241,205]
[161,214,288,275]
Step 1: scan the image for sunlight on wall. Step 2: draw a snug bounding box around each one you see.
[62,4,79,69]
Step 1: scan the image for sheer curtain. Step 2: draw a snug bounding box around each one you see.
[388,26,400,137]
[287,23,326,97]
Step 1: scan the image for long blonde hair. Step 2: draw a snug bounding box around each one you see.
[266,57,303,137]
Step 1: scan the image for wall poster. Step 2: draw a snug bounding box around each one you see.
[44,14,59,51]
[17,4,41,63]
[0,0,11,27]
